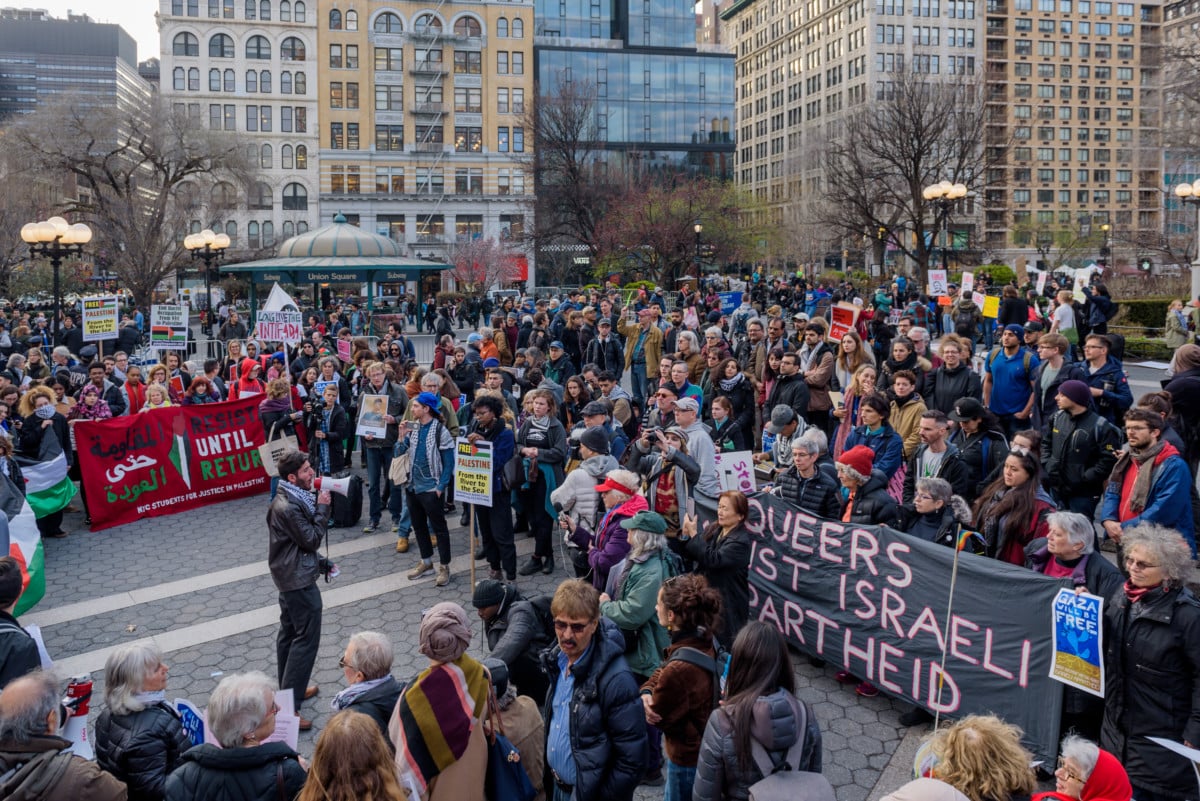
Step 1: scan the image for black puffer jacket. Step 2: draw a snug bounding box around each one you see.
[163,742,306,801]
[539,618,646,801]
[775,466,842,520]
[1101,585,1200,799]
[95,703,192,801]
[845,469,898,527]
[669,524,753,650]
[692,689,822,801]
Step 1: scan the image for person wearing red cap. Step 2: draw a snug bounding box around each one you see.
[563,469,647,592]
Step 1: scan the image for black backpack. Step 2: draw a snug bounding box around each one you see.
[668,642,732,709]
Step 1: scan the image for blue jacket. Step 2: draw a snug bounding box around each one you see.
[1101,446,1196,555]
[1081,356,1133,425]
[843,423,904,477]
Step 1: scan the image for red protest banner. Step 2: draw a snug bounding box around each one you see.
[827,302,860,343]
[74,396,271,531]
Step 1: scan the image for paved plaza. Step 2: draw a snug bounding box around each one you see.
[27,469,928,801]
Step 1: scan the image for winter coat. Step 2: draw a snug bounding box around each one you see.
[922,364,983,416]
[775,466,842,520]
[901,443,970,505]
[1080,356,1132,425]
[227,358,265,401]
[163,741,306,801]
[1042,408,1121,501]
[765,373,811,424]
[895,499,972,550]
[711,375,755,444]
[1166,310,1192,349]
[1100,443,1196,550]
[304,402,350,475]
[843,424,904,478]
[801,345,836,412]
[552,454,619,531]
[977,486,1055,565]
[1101,584,1200,798]
[890,393,928,460]
[1030,360,1087,434]
[568,495,646,591]
[844,469,899,527]
[639,634,719,766]
[585,336,624,376]
[486,591,556,702]
[709,419,747,452]
[95,703,192,801]
[997,297,1030,328]
[633,447,701,521]
[0,735,128,801]
[600,550,672,677]
[343,676,404,749]
[516,416,570,484]
[669,523,753,648]
[360,378,408,450]
[0,610,39,691]
[692,689,822,801]
[539,618,647,801]
[266,485,330,593]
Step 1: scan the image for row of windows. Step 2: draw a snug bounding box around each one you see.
[1013,0,1135,13]
[206,103,308,132]
[242,143,309,169]
[326,166,527,195]
[1011,168,1134,182]
[1010,22,1133,47]
[1011,189,1135,203]
[188,220,311,249]
[189,182,310,210]
[1009,101,1135,121]
[170,0,306,20]
[328,123,526,151]
[366,11,525,37]
[1010,125,1134,142]
[1011,146,1129,163]
[172,68,306,94]
[172,32,306,61]
[1011,57,1136,77]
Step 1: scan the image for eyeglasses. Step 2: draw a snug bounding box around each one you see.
[338,656,358,670]
[1056,758,1084,784]
[1124,557,1160,571]
[553,619,592,634]
[1124,426,1150,433]
[913,492,934,501]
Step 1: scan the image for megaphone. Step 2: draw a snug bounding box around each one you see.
[313,476,352,496]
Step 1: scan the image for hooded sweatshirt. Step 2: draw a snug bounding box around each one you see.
[228,358,265,400]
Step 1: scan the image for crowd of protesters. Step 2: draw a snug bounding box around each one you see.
[1,269,1199,801]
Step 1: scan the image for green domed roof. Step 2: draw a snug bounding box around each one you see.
[277,213,402,258]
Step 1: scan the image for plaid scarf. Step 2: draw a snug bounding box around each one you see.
[279,479,316,516]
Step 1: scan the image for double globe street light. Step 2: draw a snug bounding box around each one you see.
[184,229,231,336]
[922,181,968,272]
[1174,180,1200,303]
[20,216,93,340]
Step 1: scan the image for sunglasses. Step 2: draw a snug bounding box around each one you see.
[553,619,592,634]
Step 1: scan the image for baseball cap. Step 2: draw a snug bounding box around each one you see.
[765,404,798,434]
[948,398,985,422]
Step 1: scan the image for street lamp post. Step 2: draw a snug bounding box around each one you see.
[921,181,968,274]
[184,229,231,336]
[693,220,703,291]
[20,216,92,341]
[1175,181,1200,303]
[1098,223,1112,271]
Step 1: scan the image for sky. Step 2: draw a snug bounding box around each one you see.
[34,0,162,63]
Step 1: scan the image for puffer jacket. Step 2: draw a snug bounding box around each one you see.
[568,494,646,591]
[539,618,647,801]
[692,689,822,801]
[551,454,619,531]
[163,742,306,801]
[265,487,330,593]
[600,550,672,678]
[639,634,719,767]
[344,676,404,749]
[845,469,899,527]
[1101,584,1200,799]
[774,465,842,520]
[95,703,192,801]
[1080,355,1132,425]
[765,373,810,423]
[922,363,983,416]
[1041,408,1121,501]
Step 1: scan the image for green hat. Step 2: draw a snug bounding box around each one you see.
[620,511,667,534]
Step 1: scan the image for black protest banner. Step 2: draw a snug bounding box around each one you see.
[745,491,1064,765]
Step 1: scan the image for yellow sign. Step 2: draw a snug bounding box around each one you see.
[982,295,1000,319]
[453,437,493,507]
[82,296,120,342]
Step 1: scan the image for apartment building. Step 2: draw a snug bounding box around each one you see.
[159,0,320,253]
[317,0,535,288]
[983,0,1163,268]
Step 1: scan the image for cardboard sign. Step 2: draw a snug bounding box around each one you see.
[256,310,304,344]
[971,291,987,308]
[982,295,1000,318]
[928,270,948,296]
[356,394,389,439]
[337,339,352,362]
[82,296,119,342]
[150,305,189,350]
[714,450,756,494]
[454,437,493,507]
[1050,589,1104,697]
[1035,271,1047,294]
[961,272,975,293]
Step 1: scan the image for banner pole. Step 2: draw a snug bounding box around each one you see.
[468,504,476,588]
[934,526,966,729]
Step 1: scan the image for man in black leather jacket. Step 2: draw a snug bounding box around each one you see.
[0,557,39,691]
[266,450,331,729]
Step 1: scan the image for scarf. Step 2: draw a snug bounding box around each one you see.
[885,351,917,374]
[318,408,332,475]
[331,676,393,711]
[1123,579,1164,604]
[1108,440,1166,514]
[133,690,167,707]
[718,372,745,393]
[34,405,55,420]
[395,655,490,795]
[71,396,112,421]
[125,381,146,413]
[279,479,316,516]
[259,396,293,415]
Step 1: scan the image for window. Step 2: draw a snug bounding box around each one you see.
[330,44,342,68]
[211,182,237,210]
[173,33,199,56]
[208,104,221,129]
[455,168,483,194]
[295,145,307,168]
[282,183,308,210]
[245,0,255,17]
[210,68,221,91]
[281,37,305,61]
[375,47,403,70]
[224,68,235,91]
[415,13,441,33]
[249,182,272,209]
[374,11,403,32]
[376,125,404,150]
[345,45,358,68]
[497,126,509,151]
[512,88,525,113]
[376,85,402,110]
[260,144,272,168]
[281,71,292,93]
[330,122,344,148]
[280,0,291,21]
[512,126,524,152]
[223,104,236,130]
[454,126,482,151]
[415,124,444,144]
[376,167,404,193]
[246,35,270,59]
[455,51,481,74]
[498,170,511,195]
[248,222,260,249]
[329,8,341,27]
[453,15,481,36]
[294,1,305,22]
[209,33,234,57]
[260,0,270,19]
[184,67,198,91]
[497,17,508,36]
[174,68,187,91]
[209,0,219,16]
[512,52,524,74]
[1013,190,1031,203]
[246,70,260,93]
[282,222,295,238]
[263,222,275,246]
[282,144,294,168]
[497,87,509,113]
[512,18,523,37]
[345,9,357,28]
[456,215,483,240]
[331,81,345,109]
[497,52,508,73]
[346,123,359,149]
[247,105,261,131]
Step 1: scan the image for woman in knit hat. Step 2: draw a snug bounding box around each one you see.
[836,444,898,528]
[388,602,490,801]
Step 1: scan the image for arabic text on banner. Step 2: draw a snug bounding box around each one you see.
[1049,589,1105,697]
[74,396,270,530]
[453,437,493,507]
[82,296,119,342]
[746,491,1064,766]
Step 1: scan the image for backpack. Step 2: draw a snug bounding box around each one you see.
[986,346,1032,378]
[744,699,834,801]
[668,641,731,710]
[954,307,977,336]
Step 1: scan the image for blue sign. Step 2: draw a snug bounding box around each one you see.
[175,700,205,747]
[1050,589,1104,697]
[718,292,743,315]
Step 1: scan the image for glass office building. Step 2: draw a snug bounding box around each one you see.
[535,0,735,178]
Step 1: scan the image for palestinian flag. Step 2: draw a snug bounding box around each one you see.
[15,427,76,519]
[0,471,45,615]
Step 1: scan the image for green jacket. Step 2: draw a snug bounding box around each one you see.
[600,551,671,678]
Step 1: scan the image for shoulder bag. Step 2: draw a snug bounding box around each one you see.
[483,684,537,801]
[259,421,298,478]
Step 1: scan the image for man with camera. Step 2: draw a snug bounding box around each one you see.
[267,450,332,730]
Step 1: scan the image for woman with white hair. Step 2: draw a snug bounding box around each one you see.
[94,643,192,801]
[163,671,307,801]
[676,331,705,383]
[1033,734,1131,801]
[895,477,977,552]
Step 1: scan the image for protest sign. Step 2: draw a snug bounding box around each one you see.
[961,272,975,293]
[175,699,206,746]
[928,270,948,296]
[828,303,860,343]
[337,339,352,362]
[982,295,1000,318]
[747,492,1064,764]
[75,395,270,530]
[971,291,987,308]
[454,437,493,506]
[150,305,189,350]
[1147,737,1200,794]
[256,310,304,344]
[82,296,119,342]
[356,394,389,438]
[1035,271,1047,294]
[714,451,756,494]
[1050,589,1104,697]
[313,379,338,400]
[718,291,743,315]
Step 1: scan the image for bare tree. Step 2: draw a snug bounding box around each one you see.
[822,69,988,284]
[6,94,255,307]
[447,235,525,292]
